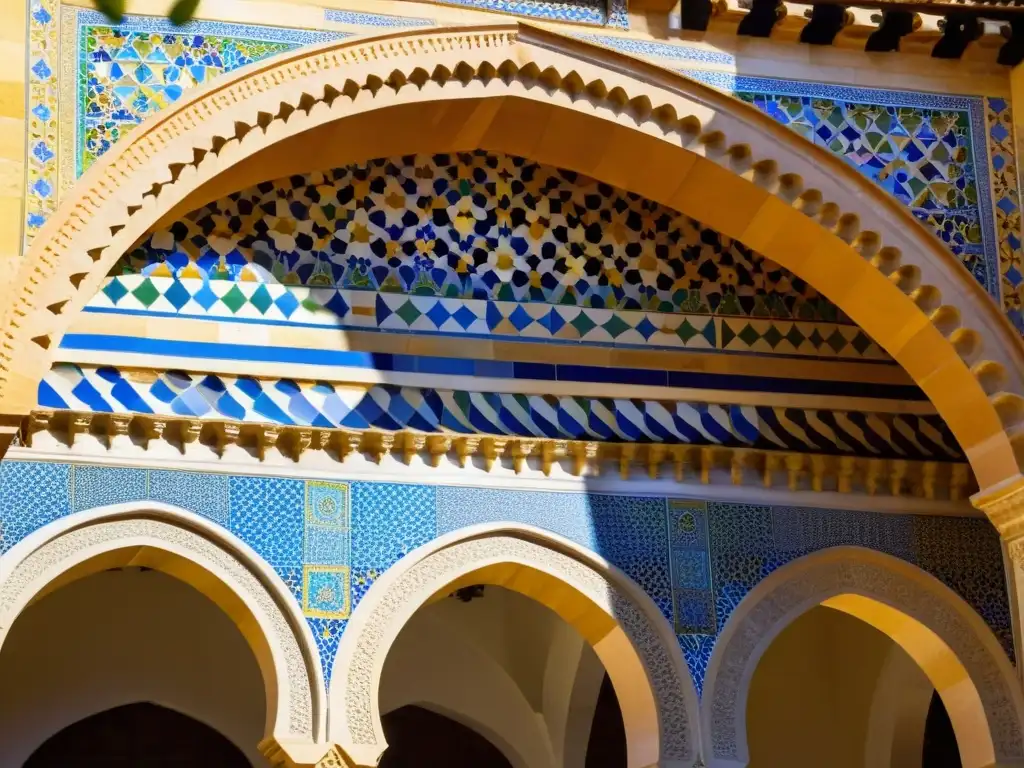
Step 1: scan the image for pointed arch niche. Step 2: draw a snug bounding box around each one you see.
[0,502,330,766]
[327,523,700,768]
[700,546,1024,768]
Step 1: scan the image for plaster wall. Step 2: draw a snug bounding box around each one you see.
[378,586,606,768]
[0,568,269,767]
[746,605,913,768]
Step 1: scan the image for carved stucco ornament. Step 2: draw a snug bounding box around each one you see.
[335,533,698,766]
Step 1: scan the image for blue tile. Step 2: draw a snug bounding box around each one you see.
[229,476,304,565]
[73,465,146,512]
[351,483,436,570]
[149,469,229,524]
[0,461,71,554]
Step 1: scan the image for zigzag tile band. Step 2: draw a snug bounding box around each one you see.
[39,365,962,461]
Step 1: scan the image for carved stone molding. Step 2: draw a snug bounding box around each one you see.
[0,516,319,742]
[20,409,975,501]
[334,532,698,765]
[702,548,1024,764]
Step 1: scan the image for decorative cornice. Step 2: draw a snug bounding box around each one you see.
[19,409,975,501]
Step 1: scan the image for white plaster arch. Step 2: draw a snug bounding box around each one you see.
[0,502,329,762]
[700,546,1024,768]
[328,522,700,768]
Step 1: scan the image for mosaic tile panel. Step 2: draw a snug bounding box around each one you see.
[302,482,351,619]
[40,364,959,460]
[148,469,229,525]
[72,465,147,512]
[0,460,1012,695]
[987,97,1023,331]
[0,461,70,555]
[433,0,628,27]
[668,500,715,635]
[76,13,331,176]
[26,0,59,238]
[323,9,436,27]
[736,89,993,296]
[116,151,849,324]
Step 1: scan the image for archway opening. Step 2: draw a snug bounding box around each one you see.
[746,605,967,768]
[0,567,267,766]
[377,583,627,768]
[24,703,252,768]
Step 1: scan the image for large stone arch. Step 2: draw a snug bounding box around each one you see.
[4,23,1023,497]
[701,546,1024,768]
[327,523,700,768]
[0,502,331,767]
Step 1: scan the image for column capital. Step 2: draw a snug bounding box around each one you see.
[973,474,1024,540]
[258,738,366,768]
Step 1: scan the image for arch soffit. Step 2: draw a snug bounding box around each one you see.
[700,545,1024,767]
[6,24,1024,494]
[0,502,327,752]
[327,522,699,768]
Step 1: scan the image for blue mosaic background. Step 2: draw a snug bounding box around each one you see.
[0,459,1010,693]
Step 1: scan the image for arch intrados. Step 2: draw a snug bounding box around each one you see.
[7,23,1024,494]
[329,523,699,768]
[701,546,1024,768]
[0,503,327,756]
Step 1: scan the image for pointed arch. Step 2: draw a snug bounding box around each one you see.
[0,502,329,764]
[327,523,700,768]
[700,546,1024,768]
[4,23,1024,499]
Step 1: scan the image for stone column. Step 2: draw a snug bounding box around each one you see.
[974,477,1024,688]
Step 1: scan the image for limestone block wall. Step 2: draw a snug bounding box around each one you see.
[0,459,1009,696]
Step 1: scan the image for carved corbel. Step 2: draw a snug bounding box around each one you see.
[215,422,241,457]
[25,412,52,447]
[338,432,362,462]
[699,446,715,484]
[541,440,567,476]
[837,456,857,493]
[890,459,908,497]
[427,435,452,467]
[68,414,93,447]
[258,738,362,768]
[570,441,599,476]
[105,413,133,450]
[918,462,938,500]
[482,437,507,472]
[784,453,804,491]
[456,436,481,468]
[730,449,748,486]
[950,463,971,502]
[403,432,427,465]
[371,433,396,464]
[647,444,666,479]
[180,419,203,453]
[763,452,781,488]
[291,429,313,462]
[865,458,885,496]
[256,425,281,461]
[511,439,536,474]
[809,454,828,493]
[669,445,690,482]
[619,443,636,480]
[143,418,168,449]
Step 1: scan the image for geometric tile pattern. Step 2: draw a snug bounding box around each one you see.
[302,482,351,619]
[986,97,1024,331]
[26,0,59,237]
[430,0,628,27]
[87,274,887,360]
[148,469,230,525]
[115,151,849,326]
[0,459,1012,695]
[39,364,962,460]
[668,499,715,635]
[323,9,436,27]
[76,12,344,176]
[740,88,993,297]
